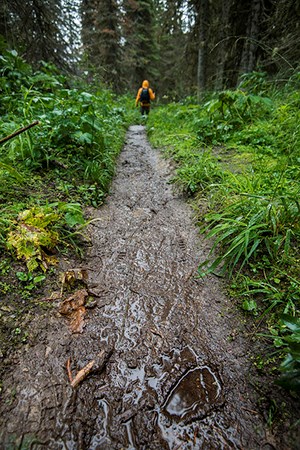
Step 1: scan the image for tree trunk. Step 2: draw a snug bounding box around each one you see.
[197,0,209,98]
[239,0,261,76]
[213,0,232,91]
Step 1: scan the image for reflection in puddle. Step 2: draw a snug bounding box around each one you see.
[107,345,229,448]
[123,419,137,449]
[89,399,112,449]
[162,366,222,421]
[156,365,229,449]
[119,362,147,405]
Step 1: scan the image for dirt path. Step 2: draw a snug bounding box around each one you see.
[0,126,295,449]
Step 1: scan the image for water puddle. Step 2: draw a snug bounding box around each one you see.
[162,366,222,422]
[110,346,229,449]
[89,399,112,448]
[155,361,226,448]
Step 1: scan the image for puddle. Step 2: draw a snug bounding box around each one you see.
[89,400,112,448]
[123,419,137,449]
[162,366,222,422]
[154,360,226,449]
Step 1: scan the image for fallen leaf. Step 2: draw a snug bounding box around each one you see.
[59,289,88,333]
[60,268,88,288]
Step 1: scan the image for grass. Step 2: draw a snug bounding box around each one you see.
[147,71,300,393]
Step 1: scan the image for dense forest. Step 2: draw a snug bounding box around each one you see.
[0,0,299,425]
[1,0,299,96]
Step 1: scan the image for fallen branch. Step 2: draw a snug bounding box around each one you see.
[0,120,40,145]
[67,348,113,388]
[66,358,73,383]
[71,359,96,388]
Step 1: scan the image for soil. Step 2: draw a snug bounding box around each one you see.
[0,125,299,449]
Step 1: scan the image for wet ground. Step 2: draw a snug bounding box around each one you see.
[0,125,298,449]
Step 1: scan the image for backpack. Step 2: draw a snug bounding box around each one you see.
[140,88,150,103]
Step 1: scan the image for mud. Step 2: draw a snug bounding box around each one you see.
[0,125,297,449]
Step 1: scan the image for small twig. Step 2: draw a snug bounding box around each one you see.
[71,360,95,388]
[0,120,40,145]
[193,426,199,445]
[241,406,259,415]
[66,358,73,383]
[67,348,113,389]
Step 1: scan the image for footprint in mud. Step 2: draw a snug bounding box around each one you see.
[162,365,223,423]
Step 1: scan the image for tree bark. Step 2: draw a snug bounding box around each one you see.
[239,0,261,76]
[197,0,209,98]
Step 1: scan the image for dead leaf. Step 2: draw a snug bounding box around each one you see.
[60,268,88,287]
[70,306,86,333]
[59,289,88,333]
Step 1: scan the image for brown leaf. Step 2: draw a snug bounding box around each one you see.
[59,289,88,333]
[69,306,86,333]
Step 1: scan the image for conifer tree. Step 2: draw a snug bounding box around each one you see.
[122,0,158,91]
[81,0,122,90]
[0,0,76,70]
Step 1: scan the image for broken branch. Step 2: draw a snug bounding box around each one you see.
[67,348,113,389]
[0,121,40,145]
[66,358,73,383]
[71,359,96,388]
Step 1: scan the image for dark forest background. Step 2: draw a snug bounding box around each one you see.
[0,0,299,97]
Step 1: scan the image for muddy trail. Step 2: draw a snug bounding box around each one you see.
[0,125,298,449]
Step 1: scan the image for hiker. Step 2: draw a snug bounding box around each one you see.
[135,80,155,116]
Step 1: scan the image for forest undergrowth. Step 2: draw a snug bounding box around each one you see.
[147,71,300,396]
[0,47,135,373]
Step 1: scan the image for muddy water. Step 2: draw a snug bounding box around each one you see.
[0,126,282,449]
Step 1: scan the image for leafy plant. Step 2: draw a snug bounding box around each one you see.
[7,207,60,272]
[6,203,85,272]
[277,315,300,393]
[16,271,46,290]
[199,189,300,277]
[0,162,24,182]
[172,149,223,194]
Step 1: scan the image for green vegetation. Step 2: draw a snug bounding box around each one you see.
[147,71,300,393]
[0,46,134,361]
[0,46,132,267]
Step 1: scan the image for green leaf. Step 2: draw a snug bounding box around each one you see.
[281,315,300,333]
[64,211,85,227]
[33,275,46,284]
[242,299,257,312]
[16,271,28,281]
[274,337,284,347]
[0,162,24,182]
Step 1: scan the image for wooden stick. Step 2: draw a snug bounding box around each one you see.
[241,406,259,415]
[69,349,108,389]
[66,358,73,383]
[0,120,40,145]
[70,360,95,388]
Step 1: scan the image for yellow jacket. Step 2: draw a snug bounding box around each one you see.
[135,80,155,107]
